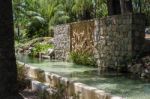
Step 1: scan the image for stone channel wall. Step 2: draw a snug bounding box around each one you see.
[18,62,122,99]
[94,14,145,71]
[54,20,95,60]
[54,14,145,71]
[132,14,145,54]
[70,20,95,54]
[54,24,70,60]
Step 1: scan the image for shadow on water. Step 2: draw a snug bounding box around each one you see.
[16,54,150,99]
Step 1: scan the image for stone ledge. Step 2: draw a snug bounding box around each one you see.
[18,61,123,99]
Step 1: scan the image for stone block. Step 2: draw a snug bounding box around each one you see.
[36,70,45,82]
[82,86,97,99]
[31,80,49,92]
[95,90,111,99]
[28,66,39,78]
[51,73,61,88]
[44,88,58,99]
[110,96,123,99]
[67,80,75,96]
[54,24,70,61]
[74,83,86,99]
[60,77,69,87]
[28,67,45,82]
[45,72,52,83]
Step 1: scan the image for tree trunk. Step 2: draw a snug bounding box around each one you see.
[107,0,133,15]
[120,0,126,13]
[139,0,142,13]
[107,0,121,15]
[0,0,23,98]
[126,0,133,13]
[81,9,92,20]
[120,0,133,14]
[107,0,114,15]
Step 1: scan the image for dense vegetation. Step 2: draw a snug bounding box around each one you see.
[70,51,96,67]
[13,0,150,40]
[0,0,150,98]
[13,0,107,40]
[13,0,150,67]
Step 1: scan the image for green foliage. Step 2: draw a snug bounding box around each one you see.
[13,0,48,39]
[26,16,48,38]
[70,51,96,67]
[13,0,150,40]
[35,43,53,53]
[72,0,93,19]
[132,0,150,26]
[13,0,108,40]
[95,0,108,18]
[29,43,54,56]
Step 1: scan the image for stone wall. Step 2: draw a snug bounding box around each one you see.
[70,20,94,54]
[54,24,70,60]
[54,14,145,71]
[94,14,145,71]
[18,62,122,99]
[54,21,95,60]
[132,14,145,54]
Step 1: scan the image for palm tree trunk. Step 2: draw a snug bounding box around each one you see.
[120,0,126,14]
[0,0,22,98]
[107,0,133,15]
[107,0,114,15]
[120,0,133,14]
[107,0,121,15]
[139,0,142,13]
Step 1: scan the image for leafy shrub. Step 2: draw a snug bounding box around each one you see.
[70,51,96,67]
[29,43,54,56]
[26,16,48,38]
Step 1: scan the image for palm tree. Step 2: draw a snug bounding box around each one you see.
[0,0,22,98]
[120,0,133,14]
[94,0,108,18]
[107,0,121,15]
[72,0,93,20]
[107,0,133,15]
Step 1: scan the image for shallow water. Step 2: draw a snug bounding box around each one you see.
[16,54,96,75]
[16,54,150,99]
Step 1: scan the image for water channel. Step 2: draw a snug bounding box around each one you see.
[16,54,150,99]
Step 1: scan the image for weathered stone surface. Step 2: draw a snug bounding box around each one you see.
[50,73,61,88]
[54,24,70,60]
[67,80,75,96]
[53,14,145,72]
[60,77,69,87]
[18,62,124,99]
[28,67,39,78]
[44,88,58,99]
[74,83,86,99]
[94,89,111,99]
[82,86,97,99]
[70,20,94,54]
[45,72,52,83]
[28,66,45,82]
[110,96,123,99]
[94,14,145,71]
[31,80,49,92]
